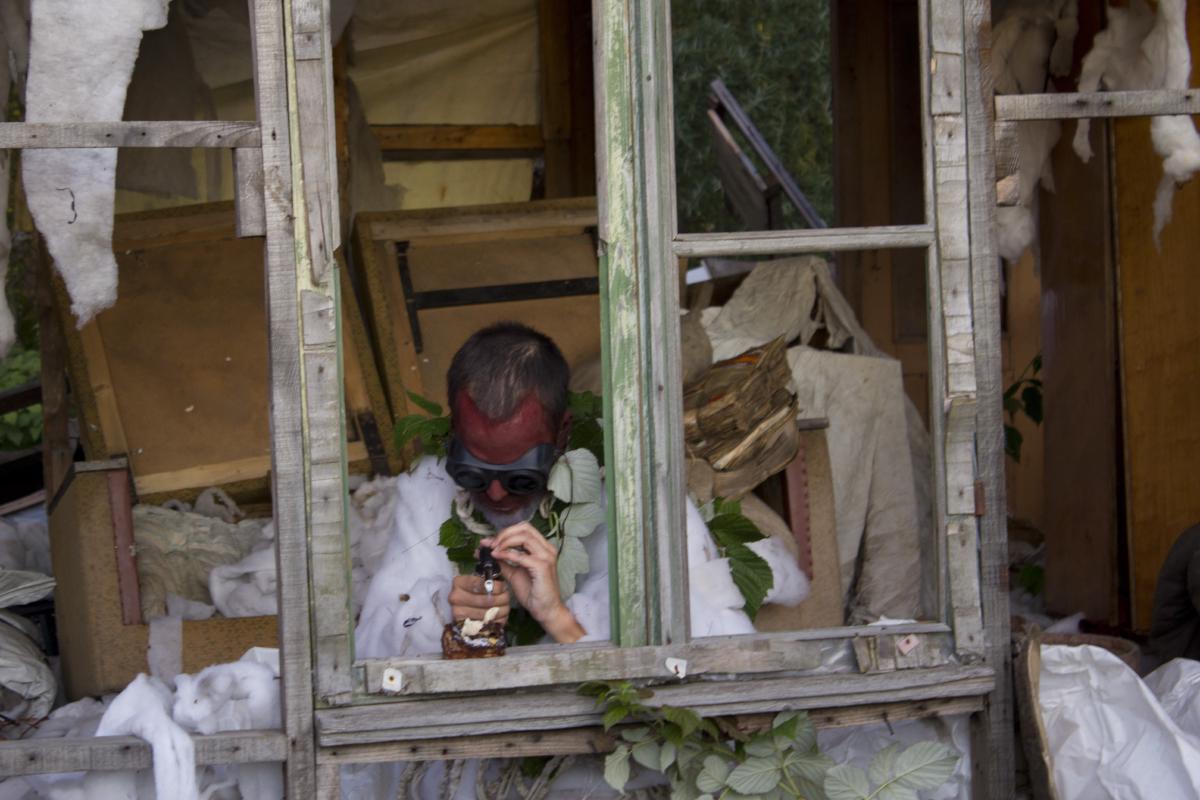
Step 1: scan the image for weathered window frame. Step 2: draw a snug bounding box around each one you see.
[329,0,994,739]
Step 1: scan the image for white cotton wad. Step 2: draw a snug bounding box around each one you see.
[95,674,199,800]
[21,0,171,327]
[1073,0,1200,244]
[209,545,279,618]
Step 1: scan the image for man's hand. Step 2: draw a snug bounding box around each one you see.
[449,575,510,625]
[482,523,585,643]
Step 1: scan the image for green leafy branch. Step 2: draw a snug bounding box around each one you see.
[703,498,773,620]
[0,345,42,450]
[583,681,959,800]
[1004,354,1042,463]
[393,390,451,463]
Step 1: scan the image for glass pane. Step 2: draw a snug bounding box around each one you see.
[678,249,937,631]
[671,0,926,234]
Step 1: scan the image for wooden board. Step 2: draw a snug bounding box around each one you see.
[352,199,601,422]
[1115,4,1200,631]
[56,202,392,497]
[1040,127,1119,623]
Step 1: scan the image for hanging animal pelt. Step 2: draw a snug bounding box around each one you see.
[1074,0,1200,245]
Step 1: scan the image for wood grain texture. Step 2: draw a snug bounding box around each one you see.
[318,664,993,744]
[539,0,573,198]
[365,197,596,241]
[0,121,260,148]
[0,731,287,777]
[249,0,316,794]
[996,89,1200,120]
[1115,4,1200,630]
[1040,126,1119,623]
[962,1,1014,796]
[233,147,266,237]
[673,225,935,257]
[372,124,543,153]
[36,239,72,498]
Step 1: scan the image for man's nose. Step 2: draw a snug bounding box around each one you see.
[486,479,507,502]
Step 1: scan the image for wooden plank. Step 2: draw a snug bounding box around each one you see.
[1040,122,1119,623]
[362,624,951,697]
[77,321,129,457]
[36,236,72,497]
[1115,9,1200,629]
[311,462,354,706]
[996,89,1200,120]
[248,0,316,795]
[233,147,266,238]
[0,731,287,777]
[594,0,649,647]
[318,665,994,744]
[947,517,985,656]
[105,468,143,627]
[962,1,1014,796]
[318,696,982,765]
[539,0,573,197]
[672,225,935,257]
[364,197,596,242]
[371,124,544,153]
[0,120,259,148]
[931,52,964,116]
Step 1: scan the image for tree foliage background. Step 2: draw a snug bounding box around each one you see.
[671,0,833,233]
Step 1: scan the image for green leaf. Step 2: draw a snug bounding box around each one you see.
[632,740,662,770]
[1005,424,1023,462]
[405,390,443,417]
[660,740,678,771]
[604,745,631,791]
[824,764,871,800]
[771,710,799,736]
[744,736,778,758]
[868,743,902,787]
[696,755,731,794]
[561,501,604,539]
[438,515,479,572]
[726,757,782,796]
[886,741,958,793]
[555,534,589,600]
[620,726,652,743]
[603,705,630,730]
[578,681,613,699]
[1017,564,1045,596]
[1021,384,1043,424]
[662,706,703,738]
[725,541,774,620]
[547,448,602,504]
[786,750,834,785]
[708,510,765,546]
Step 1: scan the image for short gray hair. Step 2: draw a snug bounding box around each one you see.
[446,322,569,426]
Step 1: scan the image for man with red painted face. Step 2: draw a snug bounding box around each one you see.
[442,322,587,642]
[354,322,810,660]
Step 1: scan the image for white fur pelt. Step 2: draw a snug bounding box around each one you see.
[991,0,1078,262]
[1074,0,1200,244]
[21,0,170,327]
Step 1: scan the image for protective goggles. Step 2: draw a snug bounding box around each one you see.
[445,437,557,496]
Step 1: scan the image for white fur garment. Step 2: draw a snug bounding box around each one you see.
[21,0,170,327]
[354,456,809,658]
[1074,0,1200,244]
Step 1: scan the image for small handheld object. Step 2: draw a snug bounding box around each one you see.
[475,546,501,594]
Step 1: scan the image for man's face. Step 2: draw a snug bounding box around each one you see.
[452,391,556,529]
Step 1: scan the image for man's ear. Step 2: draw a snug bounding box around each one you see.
[557,409,572,451]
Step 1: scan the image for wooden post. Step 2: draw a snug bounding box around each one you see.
[247,0,317,794]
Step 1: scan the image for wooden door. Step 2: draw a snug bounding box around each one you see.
[1115,4,1200,631]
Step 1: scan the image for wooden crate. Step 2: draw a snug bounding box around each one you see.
[350,197,602,422]
[56,201,398,501]
[49,460,278,698]
[45,202,395,697]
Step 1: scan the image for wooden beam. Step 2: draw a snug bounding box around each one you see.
[364,197,596,242]
[0,121,259,148]
[672,225,935,257]
[318,665,994,745]
[539,0,573,197]
[371,124,543,153]
[996,89,1200,120]
[0,731,287,777]
[248,0,316,795]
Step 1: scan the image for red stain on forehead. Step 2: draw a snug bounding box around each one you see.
[452,390,554,463]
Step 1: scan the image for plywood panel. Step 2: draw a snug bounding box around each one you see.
[1039,130,1118,623]
[1116,4,1200,629]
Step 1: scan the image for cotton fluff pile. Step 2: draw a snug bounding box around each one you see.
[3,648,282,800]
[990,0,1079,262]
[1074,0,1200,244]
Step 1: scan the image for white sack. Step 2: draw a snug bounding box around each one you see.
[22,0,170,326]
[0,613,55,723]
[1039,644,1200,799]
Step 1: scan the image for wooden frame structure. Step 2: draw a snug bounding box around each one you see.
[3,1,1197,796]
